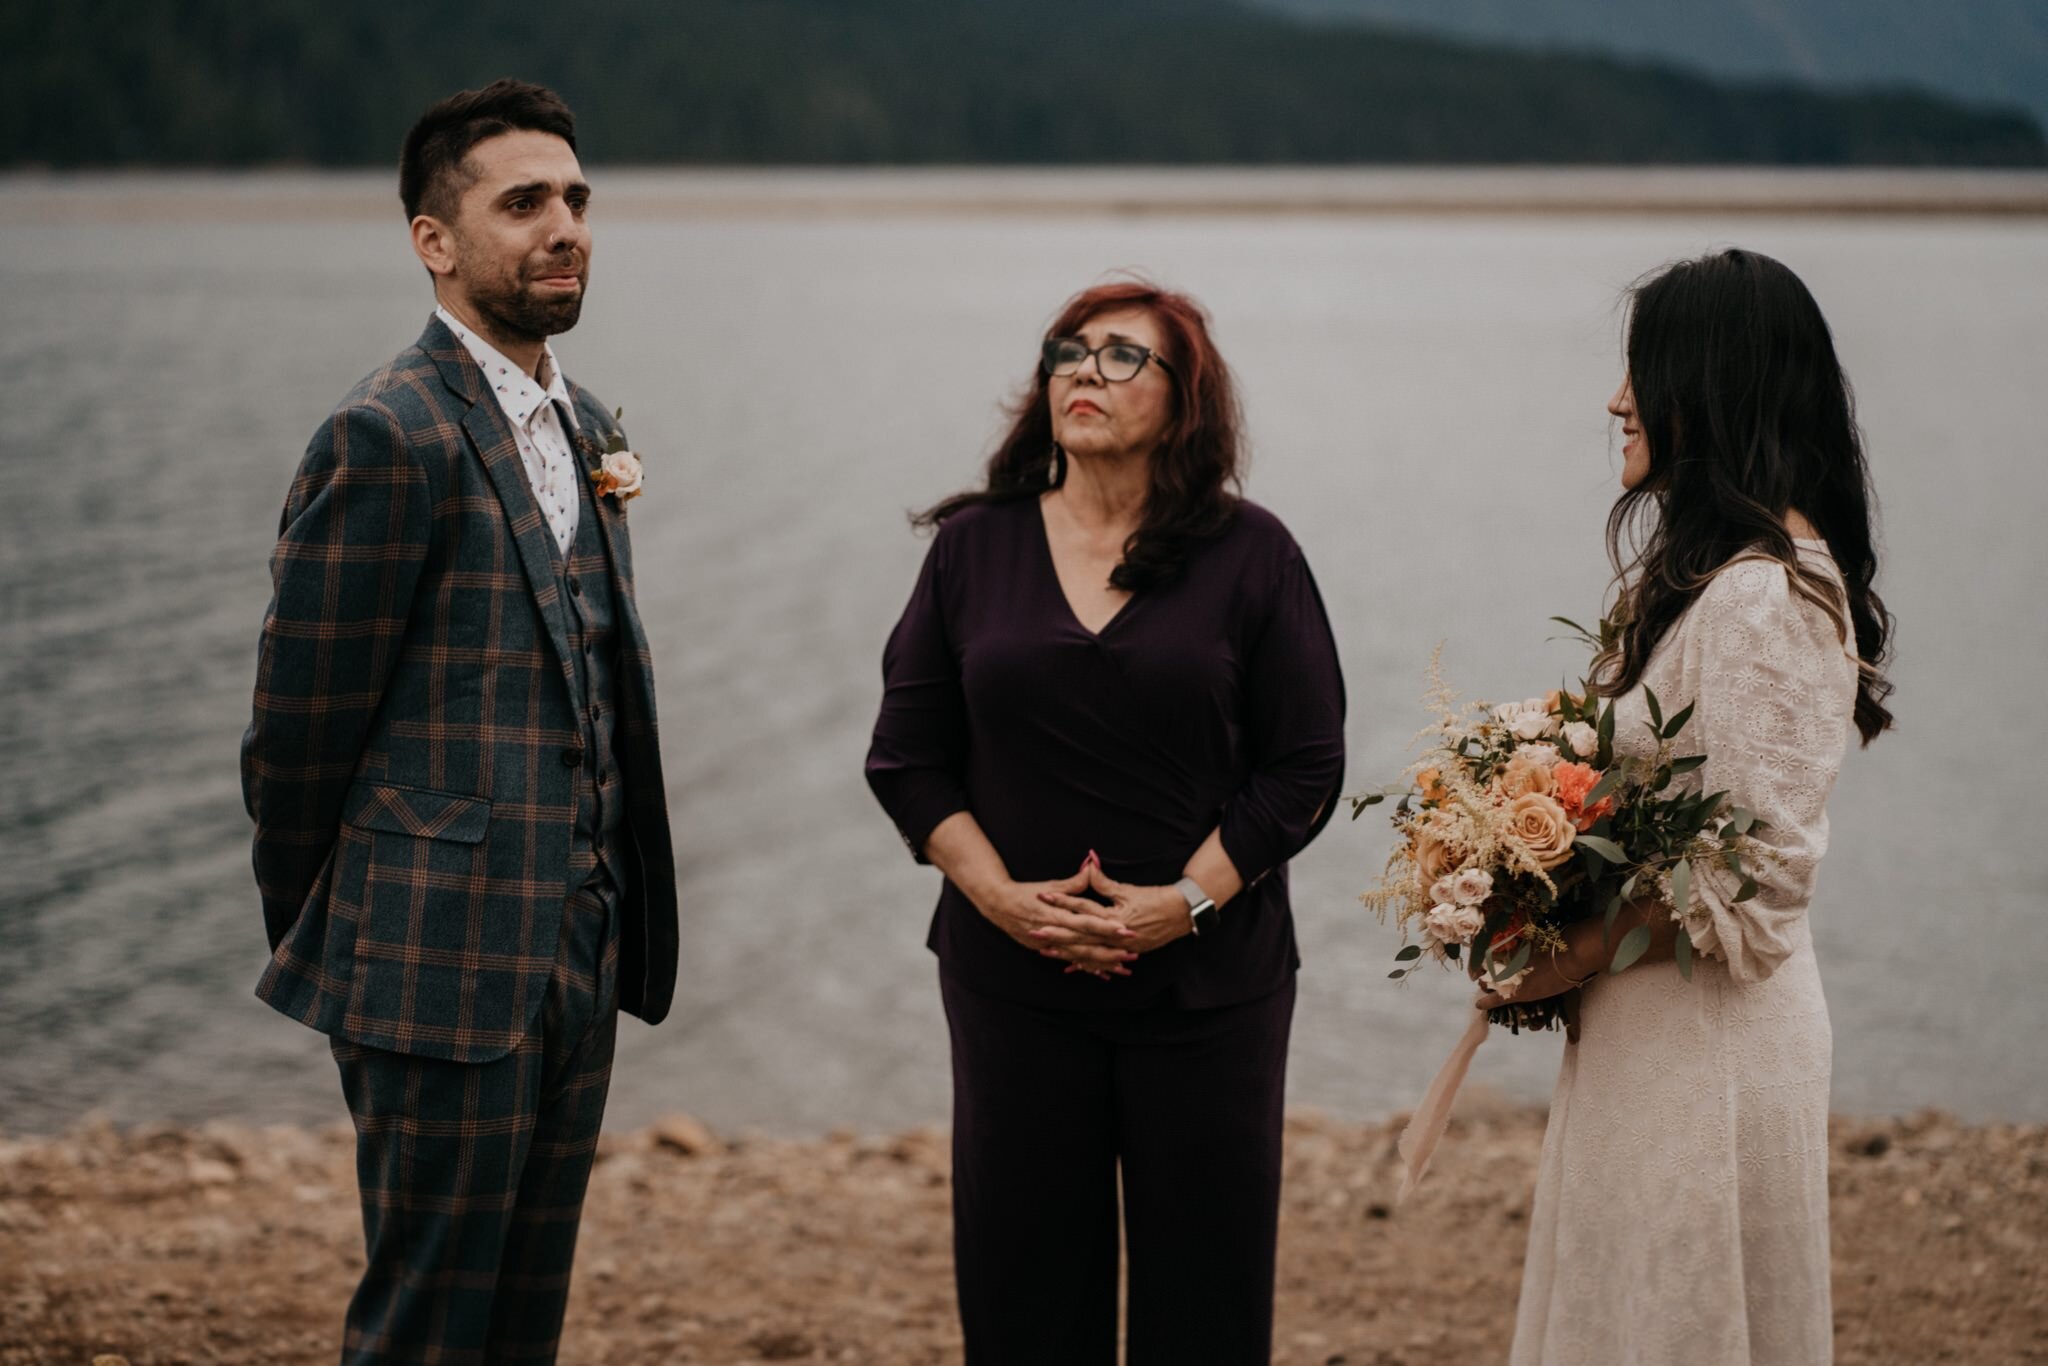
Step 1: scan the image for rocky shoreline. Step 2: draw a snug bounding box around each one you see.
[3,1102,2043,1365]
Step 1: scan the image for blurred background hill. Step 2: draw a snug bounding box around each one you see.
[3,0,2042,167]
[1257,0,2048,136]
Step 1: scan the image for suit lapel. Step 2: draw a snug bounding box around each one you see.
[422,316,579,693]
[565,385,648,645]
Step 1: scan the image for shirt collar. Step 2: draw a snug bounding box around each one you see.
[435,304,577,432]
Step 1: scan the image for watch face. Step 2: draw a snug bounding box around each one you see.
[1191,902,1219,936]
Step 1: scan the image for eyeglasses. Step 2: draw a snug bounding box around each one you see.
[1040,336,1174,383]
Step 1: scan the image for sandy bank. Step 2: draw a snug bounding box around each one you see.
[2,1102,2042,1364]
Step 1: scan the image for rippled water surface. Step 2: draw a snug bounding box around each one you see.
[3,172,2044,1135]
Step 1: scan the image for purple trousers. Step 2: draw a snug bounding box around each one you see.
[940,966,1296,1366]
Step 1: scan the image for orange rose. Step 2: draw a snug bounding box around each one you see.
[1505,793,1575,869]
[1553,761,1617,831]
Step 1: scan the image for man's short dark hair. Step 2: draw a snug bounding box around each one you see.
[400,79,577,223]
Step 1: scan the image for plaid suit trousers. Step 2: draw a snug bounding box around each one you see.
[330,867,621,1365]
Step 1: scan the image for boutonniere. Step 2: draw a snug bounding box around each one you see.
[587,407,644,502]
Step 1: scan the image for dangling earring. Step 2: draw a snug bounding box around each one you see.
[1047,442,1064,487]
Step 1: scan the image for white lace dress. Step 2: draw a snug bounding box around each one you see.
[1509,544,1858,1366]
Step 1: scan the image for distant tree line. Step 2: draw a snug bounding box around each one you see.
[4,0,2042,168]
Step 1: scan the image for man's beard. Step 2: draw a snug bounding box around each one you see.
[464,252,586,343]
[473,274,584,342]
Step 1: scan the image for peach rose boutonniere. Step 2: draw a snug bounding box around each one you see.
[588,407,645,502]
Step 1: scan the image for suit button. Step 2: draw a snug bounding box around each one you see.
[562,747,585,768]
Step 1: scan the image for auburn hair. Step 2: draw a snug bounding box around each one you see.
[915,278,1243,590]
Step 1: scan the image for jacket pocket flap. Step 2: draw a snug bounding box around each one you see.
[342,782,491,844]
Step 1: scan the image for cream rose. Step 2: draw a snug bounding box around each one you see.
[1562,720,1599,758]
[1505,792,1576,868]
[1451,868,1494,906]
[1424,901,1486,947]
[1494,698,1559,741]
[1428,875,1457,907]
[600,449,644,498]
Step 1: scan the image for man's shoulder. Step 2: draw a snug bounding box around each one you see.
[332,333,458,428]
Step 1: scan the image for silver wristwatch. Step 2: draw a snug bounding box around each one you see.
[1175,876,1219,937]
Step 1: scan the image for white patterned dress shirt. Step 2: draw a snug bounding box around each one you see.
[436,305,581,555]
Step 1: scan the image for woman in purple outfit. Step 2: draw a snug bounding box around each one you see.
[866,279,1346,1365]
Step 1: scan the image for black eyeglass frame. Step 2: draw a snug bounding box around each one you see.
[1040,336,1175,383]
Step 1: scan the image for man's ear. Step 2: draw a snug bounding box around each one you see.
[410,214,457,279]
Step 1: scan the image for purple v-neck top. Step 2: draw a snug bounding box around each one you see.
[865,496,1346,1011]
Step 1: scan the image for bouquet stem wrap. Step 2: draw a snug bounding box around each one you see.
[1396,1007,1493,1203]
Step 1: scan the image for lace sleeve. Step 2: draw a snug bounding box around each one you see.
[1675,558,1857,984]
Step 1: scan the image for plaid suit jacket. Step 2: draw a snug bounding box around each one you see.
[242,315,678,1062]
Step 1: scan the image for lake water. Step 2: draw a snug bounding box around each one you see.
[2,170,2044,1137]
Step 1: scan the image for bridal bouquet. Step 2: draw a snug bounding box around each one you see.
[1361,619,1775,1197]
[1357,618,1772,1035]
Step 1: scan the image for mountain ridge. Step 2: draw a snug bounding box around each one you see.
[2,0,2040,168]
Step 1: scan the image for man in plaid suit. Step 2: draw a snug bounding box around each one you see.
[241,79,677,1364]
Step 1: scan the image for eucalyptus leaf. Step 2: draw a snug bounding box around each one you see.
[1735,876,1760,903]
[1645,686,1664,731]
[1726,806,1756,836]
[1396,944,1423,962]
[1549,616,1600,649]
[1675,927,1694,980]
[1585,768,1628,807]
[1668,755,1707,776]
[1575,835,1628,863]
[1610,925,1653,973]
[1387,968,1409,980]
[1671,860,1692,918]
[1602,892,1624,934]
[1662,700,1696,739]
[1501,941,1533,979]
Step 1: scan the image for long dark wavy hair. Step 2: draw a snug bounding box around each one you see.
[914,279,1243,591]
[1591,249,1895,745]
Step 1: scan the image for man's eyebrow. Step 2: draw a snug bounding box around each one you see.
[495,180,593,201]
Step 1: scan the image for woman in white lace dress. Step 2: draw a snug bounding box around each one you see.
[1477,250,1897,1365]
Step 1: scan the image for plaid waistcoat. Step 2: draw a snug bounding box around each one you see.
[557,442,628,889]
[242,315,679,1063]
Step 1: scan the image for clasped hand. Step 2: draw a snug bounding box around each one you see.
[984,853,1193,980]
